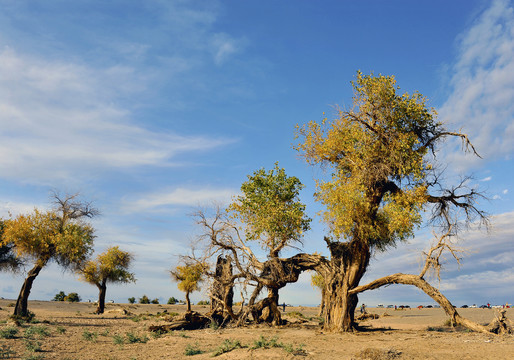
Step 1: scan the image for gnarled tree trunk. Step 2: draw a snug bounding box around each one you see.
[320,240,370,332]
[209,255,235,325]
[96,280,107,314]
[14,262,44,317]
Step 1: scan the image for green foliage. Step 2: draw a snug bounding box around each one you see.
[81,330,98,342]
[0,326,19,339]
[24,325,50,339]
[212,339,244,357]
[184,342,203,356]
[228,163,311,255]
[128,297,136,304]
[125,332,149,344]
[151,298,159,304]
[138,295,150,304]
[167,296,179,304]
[55,326,66,334]
[0,344,15,359]
[64,292,81,302]
[81,246,135,288]
[112,334,125,346]
[52,291,66,301]
[24,339,42,353]
[295,72,445,249]
[251,335,305,355]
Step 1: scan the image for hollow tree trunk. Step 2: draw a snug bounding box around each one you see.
[96,280,107,314]
[321,241,370,332]
[14,262,44,317]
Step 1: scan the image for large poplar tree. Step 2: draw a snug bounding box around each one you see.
[296,72,486,332]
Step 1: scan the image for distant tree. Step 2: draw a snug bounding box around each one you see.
[197,300,210,305]
[128,297,136,304]
[310,272,325,316]
[65,292,81,303]
[139,295,150,304]
[167,296,179,305]
[53,291,67,302]
[151,298,159,304]
[170,262,205,312]
[81,246,135,314]
[1,193,97,317]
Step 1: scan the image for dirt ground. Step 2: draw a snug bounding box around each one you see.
[0,299,513,359]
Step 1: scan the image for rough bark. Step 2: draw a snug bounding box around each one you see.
[14,262,44,317]
[208,255,235,325]
[148,311,210,332]
[319,240,370,332]
[349,273,492,334]
[96,280,107,314]
[185,291,192,313]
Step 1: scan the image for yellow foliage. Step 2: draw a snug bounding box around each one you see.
[82,246,135,287]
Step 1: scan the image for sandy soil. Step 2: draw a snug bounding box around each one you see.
[0,299,513,359]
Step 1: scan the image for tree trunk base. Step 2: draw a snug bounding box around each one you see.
[487,310,514,335]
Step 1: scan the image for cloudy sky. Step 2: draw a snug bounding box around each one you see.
[1,0,513,307]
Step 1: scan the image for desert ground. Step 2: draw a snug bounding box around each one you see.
[0,299,513,359]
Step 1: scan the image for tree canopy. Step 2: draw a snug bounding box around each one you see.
[171,262,205,312]
[228,162,311,256]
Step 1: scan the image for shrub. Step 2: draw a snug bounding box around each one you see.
[212,339,243,357]
[52,291,66,302]
[65,293,81,303]
[125,332,148,344]
[167,297,179,305]
[139,295,150,304]
[24,326,50,339]
[0,326,18,339]
[184,342,203,356]
[196,300,210,305]
[128,297,136,304]
[82,330,98,342]
[151,298,159,304]
[112,334,124,346]
[24,339,42,353]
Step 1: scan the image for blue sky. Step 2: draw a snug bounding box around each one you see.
[1,0,513,307]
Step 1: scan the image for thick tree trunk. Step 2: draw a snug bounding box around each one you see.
[185,291,192,313]
[321,241,370,332]
[96,281,107,314]
[14,263,44,317]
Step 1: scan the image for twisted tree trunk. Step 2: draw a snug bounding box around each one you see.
[14,262,44,317]
[96,280,107,314]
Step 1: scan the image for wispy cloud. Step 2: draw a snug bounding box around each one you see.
[0,47,233,185]
[439,0,514,172]
[124,187,237,213]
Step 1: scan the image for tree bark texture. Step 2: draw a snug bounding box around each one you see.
[96,280,107,314]
[14,263,44,317]
[319,241,370,332]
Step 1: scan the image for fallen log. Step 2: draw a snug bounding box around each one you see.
[148,311,211,332]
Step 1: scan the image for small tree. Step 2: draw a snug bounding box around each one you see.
[81,246,135,314]
[65,292,81,302]
[170,262,205,313]
[53,291,67,302]
[128,297,136,304]
[139,295,150,304]
[167,296,179,305]
[1,193,97,317]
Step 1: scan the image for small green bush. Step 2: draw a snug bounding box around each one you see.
[112,334,124,346]
[125,332,149,344]
[184,342,203,356]
[128,297,136,304]
[24,339,42,353]
[0,326,19,339]
[55,326,66,335]
[212,339,243,357]
[138,295,150,304]
[82,330,98,342]
[24,325,50,339]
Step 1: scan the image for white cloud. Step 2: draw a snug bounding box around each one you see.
[481,176,492,182]
[503,189,509,194]
[125,187,237,212]
[211,33,245,65]
[0,47,233,185]
[439,0,514,172]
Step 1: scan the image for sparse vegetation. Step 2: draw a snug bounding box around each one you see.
[184,342,203,356]
[138,295,150,304]
[354,348,402,360]
[82,330,98,342]
[0,344,15,359]
[212,339,244,357]
[0,326,19,339]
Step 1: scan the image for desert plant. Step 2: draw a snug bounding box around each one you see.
[0,326,19,339]
[128,297,136,304]
[151,298,159,304]
[138,295,150,304]
[24,339,42,353]
[55,326,66,334]
[212,339,243,357]
[0,344,15,359]
[184,342,202,356]
[82,330,98,342]
[24,325,50,339]
[112,334,124,346]
[125,332,149,344]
